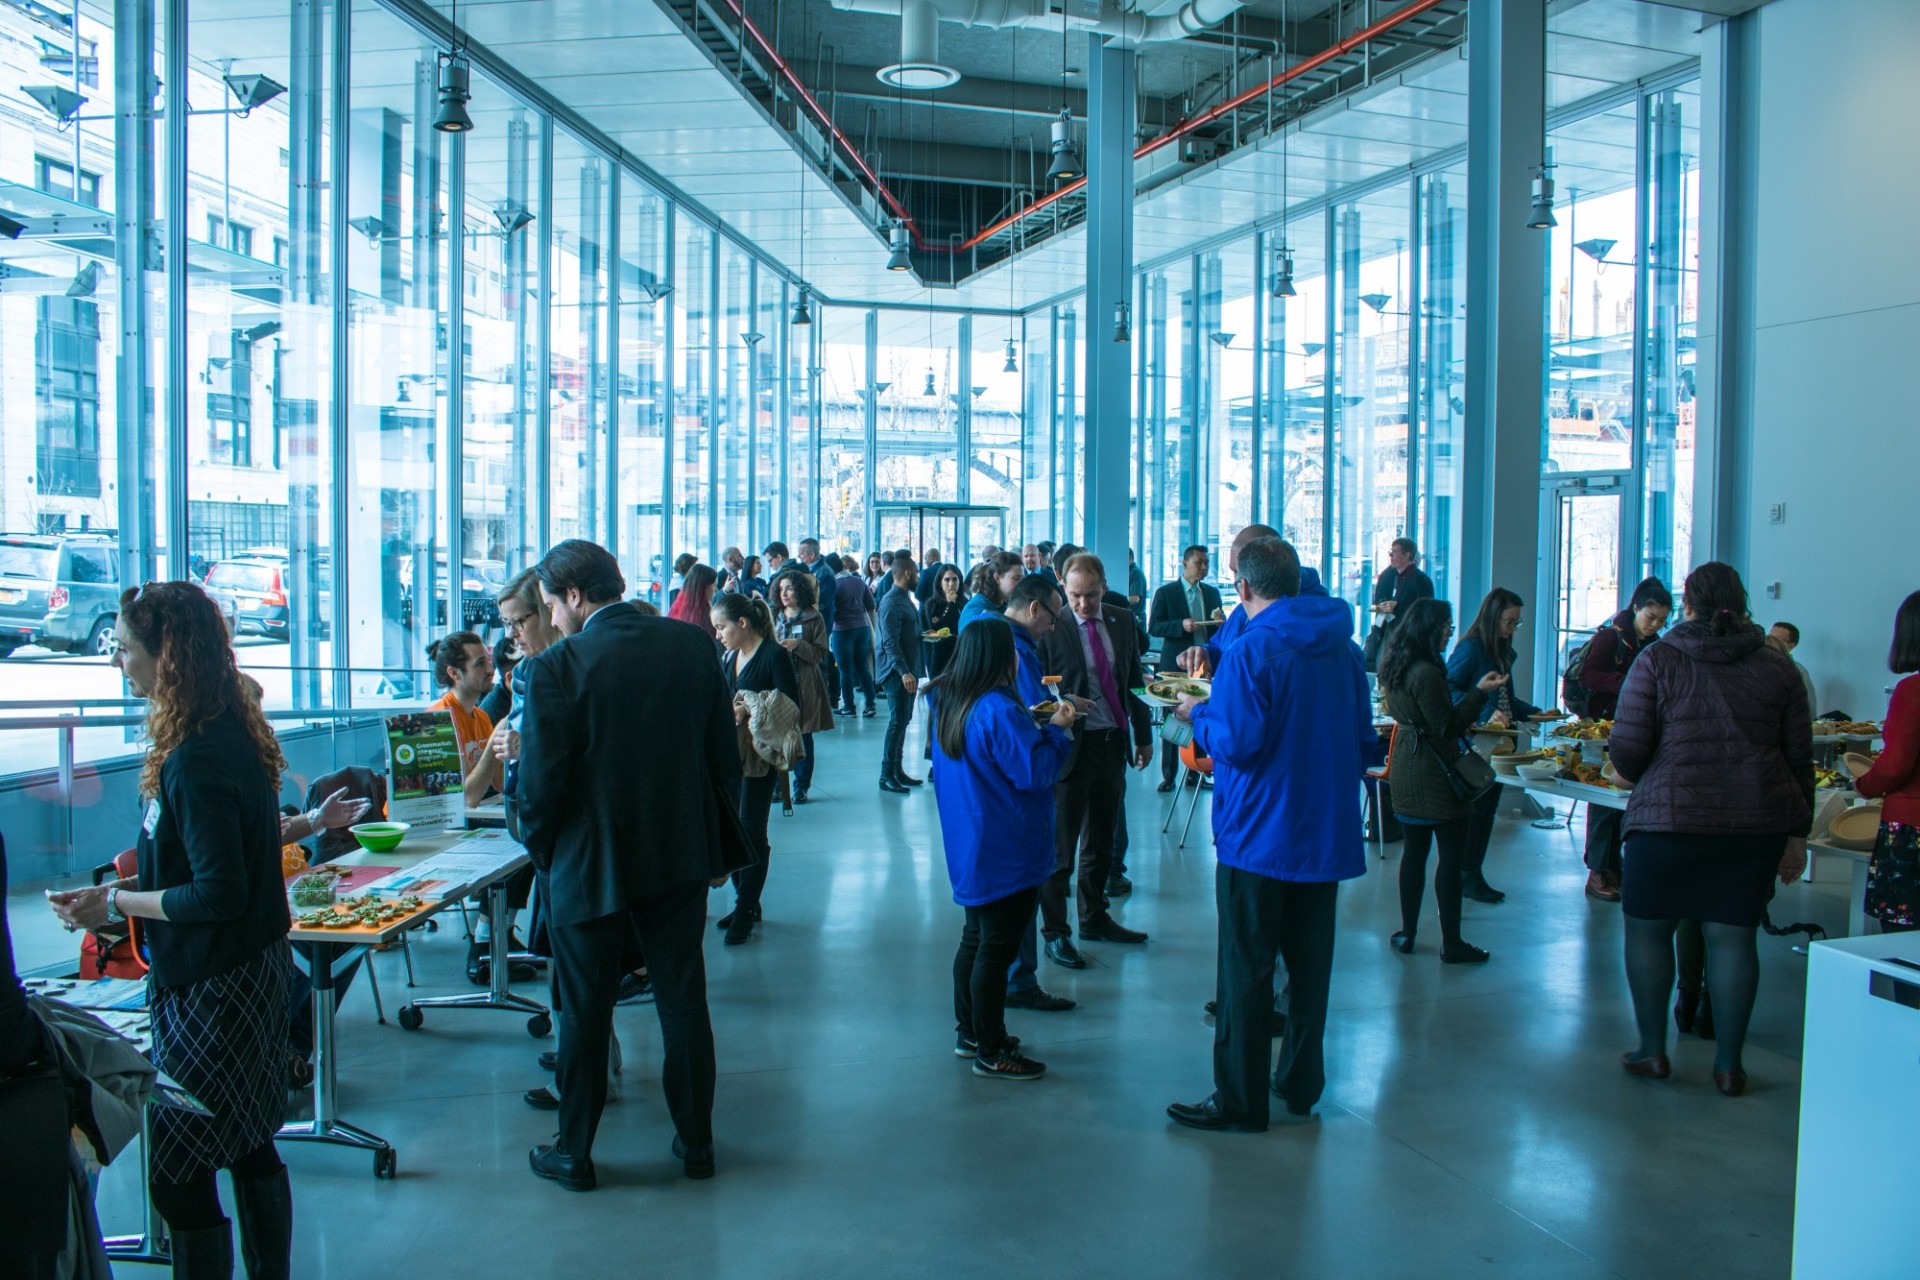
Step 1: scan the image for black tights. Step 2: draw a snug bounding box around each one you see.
[150,1140,283,1231]
[1397,818,1469,947]
[1624,916,1759,1073]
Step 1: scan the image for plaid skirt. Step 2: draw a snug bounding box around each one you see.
[148,938,292,1186]
[1865,821,1920,928]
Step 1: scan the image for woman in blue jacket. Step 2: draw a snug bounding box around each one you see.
[1446,587,1540,903]
[930,618,1077,1082]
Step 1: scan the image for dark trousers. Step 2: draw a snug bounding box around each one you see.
[1462,785,1501,889]
[1585,805,1624,876]
[1161,739,1182,785]
[954,886,1041,1056]
[1006,916,1041,992]
[793,733,816,792]
[1042,728,1127,940]
[881,673,913,772]
[1397,817,1469,947]
[832,629,877,712]
[551,883,714,1161]
[1214,865,1337,1125]
[730,772,776,913]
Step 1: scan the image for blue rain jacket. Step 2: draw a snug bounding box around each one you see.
[931,688,1072,906]
[1190,593,1380,883]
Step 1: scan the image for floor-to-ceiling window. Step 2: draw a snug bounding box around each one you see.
[873,310,961,556]
[1330,182,1414,624]
[549,129,609,548]
[967,315,1022,562]
[671,218,712,563]
[817,305,867,558]
[618,180,667,601]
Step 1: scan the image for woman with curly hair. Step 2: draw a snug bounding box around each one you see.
[49,581,296,1277]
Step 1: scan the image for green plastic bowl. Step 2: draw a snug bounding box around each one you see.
[349,821,411,854]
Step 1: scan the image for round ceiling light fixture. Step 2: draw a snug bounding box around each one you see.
[878,0,960,90]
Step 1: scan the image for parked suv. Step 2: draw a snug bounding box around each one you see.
[0,533,121,657]
[203,549,332,641]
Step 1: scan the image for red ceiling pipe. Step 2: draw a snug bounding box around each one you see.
[954,0,1453,253]
[716,0,1450,257]
[713,0,925,242]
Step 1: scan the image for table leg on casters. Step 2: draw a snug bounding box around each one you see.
[278,941,398,1178]
[401,880,552,1036]
[104,1108,171,1264]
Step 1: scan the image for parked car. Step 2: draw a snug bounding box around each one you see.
[202,550,332,642]
[397,556,506,631]
[0,532,121,657]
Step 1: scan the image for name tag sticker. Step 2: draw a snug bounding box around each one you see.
[142,799,161,836]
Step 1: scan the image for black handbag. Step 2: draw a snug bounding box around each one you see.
[1413,723,1498,802]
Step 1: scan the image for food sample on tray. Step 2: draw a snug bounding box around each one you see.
[1551,718,1613,741]
[1030,701,1059,717]
[290,874,340,909]
[1145,677,1211,702]
[1814,766,1851,791]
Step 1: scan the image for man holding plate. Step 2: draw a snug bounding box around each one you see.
[1166,537,1381,1132]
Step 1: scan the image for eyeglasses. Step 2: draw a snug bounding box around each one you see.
[502,613,529,634]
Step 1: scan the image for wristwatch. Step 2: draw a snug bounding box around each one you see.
[104,886,126,926]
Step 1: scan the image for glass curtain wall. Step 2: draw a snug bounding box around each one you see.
[968,316,1022,562]
[549,129,609,548]
[817,305,867,558]
[617,183,667,601]
[671,218,711,562]
[1642,83,1699,585]
[873,309,962,557]
[344,1,447,702]
[1417,163,1468,607]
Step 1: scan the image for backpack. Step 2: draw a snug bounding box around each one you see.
[1561,630,1606,717]
[1562,620,1628,717]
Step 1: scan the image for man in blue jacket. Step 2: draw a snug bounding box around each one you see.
[1166,537,1380,1132]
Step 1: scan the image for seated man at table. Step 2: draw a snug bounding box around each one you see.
[428,630,534,985]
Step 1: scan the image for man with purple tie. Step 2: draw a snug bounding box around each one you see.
[1037,553,1154,968]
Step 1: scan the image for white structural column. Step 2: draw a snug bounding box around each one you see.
[1081,33,1134,587]
[1462,0,1547,686]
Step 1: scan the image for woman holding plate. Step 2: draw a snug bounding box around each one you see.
[1446,588,1541,903]
[1854,589,1920,933]
[1379,598,1507,963]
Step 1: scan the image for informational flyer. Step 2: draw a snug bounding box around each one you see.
[384,710,464,829]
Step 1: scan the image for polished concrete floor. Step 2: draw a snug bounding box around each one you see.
[16,709,1840,1278]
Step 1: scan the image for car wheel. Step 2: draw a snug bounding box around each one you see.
[86,616,115,657]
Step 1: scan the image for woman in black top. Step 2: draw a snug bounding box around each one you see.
[921,565,967,679]
[712,592,800,945]
[49,581,295,1278]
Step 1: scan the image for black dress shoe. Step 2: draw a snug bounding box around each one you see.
[529,1144,596,1191]
[724,913,755,946]
[879,774,909,794]
[616,972,655,1005]
[539,1051,558,1072]
[1105,873,1133,898]
[896,770,924,786]
[1157,779,1174,793]
[1390,931,1415,954]
[524,1086,560,1111]
[1080,915,1148,944]
[1166,1095,1265,1133]
[1045,938,1086,969]
[672,1135,716,1179]
[1463,882,1506,904]
[1441,942,1491,965]
[1005,986,1077,1012]
[715,905,760,932]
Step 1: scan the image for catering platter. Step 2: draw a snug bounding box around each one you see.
[1528,709,1569,723]
[921,627,953,641]
[1549,718,1613,741]
[1141,676,1211,707]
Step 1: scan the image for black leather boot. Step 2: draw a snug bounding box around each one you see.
[169,1222,236,1279]
[232,1166,293,1280]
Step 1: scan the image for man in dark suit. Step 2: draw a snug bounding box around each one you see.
[1038,552,1153,967]
[916,548,945,602]
[1149,544,1225,791]
[1364,536,1435,672]
[516,539,753,1192]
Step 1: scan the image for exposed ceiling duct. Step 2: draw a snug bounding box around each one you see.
[877,0,961,89]
[828,0,1254,46]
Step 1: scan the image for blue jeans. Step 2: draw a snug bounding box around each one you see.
[794,732,816,792]
[831,628,877,711]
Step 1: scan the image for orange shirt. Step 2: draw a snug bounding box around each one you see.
[430,691,494,755]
